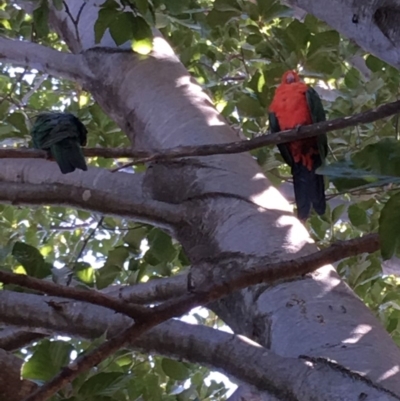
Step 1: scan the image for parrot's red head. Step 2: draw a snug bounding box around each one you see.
[282,70,300,84]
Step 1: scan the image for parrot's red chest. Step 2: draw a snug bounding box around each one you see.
[268,70,327,220]
[269,82,312,129]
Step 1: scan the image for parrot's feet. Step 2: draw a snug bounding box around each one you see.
[295,124,302,133]
[46,151,55,161]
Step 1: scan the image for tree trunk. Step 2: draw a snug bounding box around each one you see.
[1,1,400,400]
[283,0,400,70]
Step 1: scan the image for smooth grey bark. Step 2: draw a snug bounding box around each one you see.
[1,1,400,400]
[0,159,182,229]
[282,0,400,69]
[1,291,399,401]
[0,349,38,401]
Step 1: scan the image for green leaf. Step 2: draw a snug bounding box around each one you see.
[317,161,399,192]
[365,55,386,72]
[52,0,63,11]
[206,9,240,28]
[100,0,120,8]
[107,11,154,51]
[285,20,310,51]
[135,0,149,15]
[78,372,129,397]
[307,30,340,57]
[73,262,94,286]
[94,7,119,44]
[12,242,52,279]
[214,0,241,12]
[379,192,400,259]
[352,138,400,177]
[33,1,49,38]
[7,112,28,135]
[161,358,190,381]
[123,226,148,250]
[331,204,346,224]
[0,123,16,137]
[110,12,135,45]
[143,374,163,401]
[163,0,191,15]
[96,266,120,289]
[348,204,368,228]
[95,246,129,288]
[0,242,13,262]
[22,340,73,381]
[131,16,153,55]
[305,53,337,75]
[257,0,291,21]
[236,93,265,117]
[344,68,360,90]
[106,246,130,267]
[127,379,144,400]
[147,229,177,263]
[246,34,262,46]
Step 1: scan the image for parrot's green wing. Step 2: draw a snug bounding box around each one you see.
[306,87,328,162]
[35,113,86,148]
[268,111,294,167]
[30,112,88,174]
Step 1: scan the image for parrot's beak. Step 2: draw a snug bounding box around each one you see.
[286,73,295,83]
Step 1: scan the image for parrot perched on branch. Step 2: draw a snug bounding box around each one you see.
[31,112,88,174]
[268,70,328,221]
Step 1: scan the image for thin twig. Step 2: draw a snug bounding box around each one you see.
[220,75,246,82]
[75,2,86,27]
[62,1,85,48]
[20,74,48,107]
[75,216,104,262]
[0,68,27,108]
[240,47,250,77]
[49,223,92,231]
[0,269,149,320]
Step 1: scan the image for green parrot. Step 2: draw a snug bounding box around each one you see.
[31,112,88,174]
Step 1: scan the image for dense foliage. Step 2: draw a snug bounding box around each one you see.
[1,0,400,399]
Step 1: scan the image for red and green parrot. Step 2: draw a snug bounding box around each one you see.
[268,70,328,220]
[31,112,88,174]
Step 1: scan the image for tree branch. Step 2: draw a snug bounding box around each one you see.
[0,349,38,401]
[135,321,400,401]
[0,234,380,400]
[0,290,396,401]
[105,233,380,306]
[189,233,380,295]
[0,159,182,228]
[224,386,267,401]
[0,36,88,81]
[110,99,400,169]
[21,275,398,401]
[103,273,187,304]
[1,234,379,322]
[0,328,44,351]
[23,291,205,401]
[0,147,135,159]
[0,269,149,320]
[5,98,399,170]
